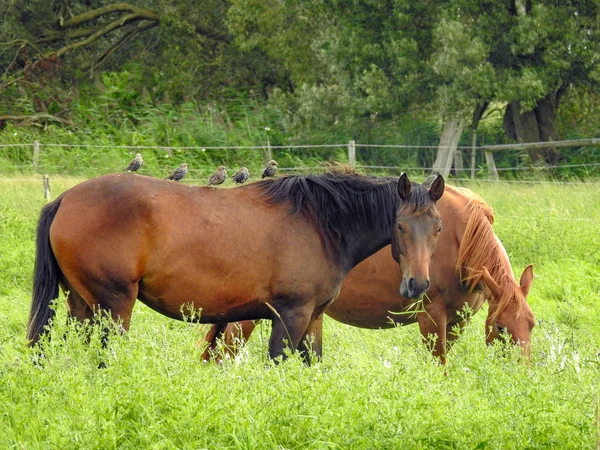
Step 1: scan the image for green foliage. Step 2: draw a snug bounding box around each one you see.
[0,180,599,448]
[434,0,600,112]
[1,1,600,176]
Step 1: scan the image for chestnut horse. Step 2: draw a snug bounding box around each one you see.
[27,172,444,362]
[202,185,535,363]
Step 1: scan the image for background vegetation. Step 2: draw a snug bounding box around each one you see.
[1,0,599,178]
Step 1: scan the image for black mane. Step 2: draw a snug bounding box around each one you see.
[254,172,436,265]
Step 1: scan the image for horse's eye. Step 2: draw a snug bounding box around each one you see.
[437,226,442,235]
[397,224,405,233]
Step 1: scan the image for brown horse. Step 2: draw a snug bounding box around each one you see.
[202,185,535,364]
[27,171,444,362]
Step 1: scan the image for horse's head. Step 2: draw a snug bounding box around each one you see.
[392,173,444,299]
[482,265,535,357]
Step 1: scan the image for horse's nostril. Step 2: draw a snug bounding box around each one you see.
[425,279,430,290]
[408,277,416,291]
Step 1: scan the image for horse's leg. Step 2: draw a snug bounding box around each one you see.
[295,292,337,364]
[268,303,314,362]
[298,314,324,365]
[71,277,139,342]
[200,323,228,361]
[417,299,448,364]
[445,319,467,353]
[200,320,259,362]
[63,283,95,324]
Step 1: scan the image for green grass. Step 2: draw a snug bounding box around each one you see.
[0,177,599,449]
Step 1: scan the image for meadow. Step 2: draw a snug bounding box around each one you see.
[0,174,599,449]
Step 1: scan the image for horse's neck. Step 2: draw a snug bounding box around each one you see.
[494,236,518,284]
[454,192,517,294]
[344,228,393,271]
[478,235,519,305]
[340,186,398,271]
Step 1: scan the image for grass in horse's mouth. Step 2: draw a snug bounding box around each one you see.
[388,294,436,325]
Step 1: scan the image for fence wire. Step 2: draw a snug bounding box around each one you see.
[1,140,600,183]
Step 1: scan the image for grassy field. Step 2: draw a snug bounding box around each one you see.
[0,175,599,449]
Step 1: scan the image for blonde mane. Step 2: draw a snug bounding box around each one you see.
[452,186,523,321]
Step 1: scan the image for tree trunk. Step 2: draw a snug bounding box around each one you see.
[503,92,562,164]
[470,102,490,178]
[432,118,465,177]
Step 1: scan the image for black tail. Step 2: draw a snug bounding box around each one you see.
[27,197,63,347]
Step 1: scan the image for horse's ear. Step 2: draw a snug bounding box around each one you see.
[398,173,412,200]
[519,264,534,297]
[428,173,445,202]
[482,267,502,298]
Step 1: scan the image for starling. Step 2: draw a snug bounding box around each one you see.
[206,165,227,186]
[261,160,279,179]
[124,153,143,172]
[165,163,189,182]
[232,167,249,185]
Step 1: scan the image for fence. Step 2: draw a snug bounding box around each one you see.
[1,138,600,200]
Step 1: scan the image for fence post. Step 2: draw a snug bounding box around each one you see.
[43,174,51,201]
[348,140,356,168]
[470,130,477,179]
[33,140,40,172]
[485,151,499,181]
[264,136,273,163]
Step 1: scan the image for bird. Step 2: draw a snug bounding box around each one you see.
[261,160,279,179]
[206,165,227,186]
[124,153,143,172]
[232,167,249,185]
[165,163,189,182]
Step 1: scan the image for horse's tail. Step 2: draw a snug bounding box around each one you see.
[27,197,63,347]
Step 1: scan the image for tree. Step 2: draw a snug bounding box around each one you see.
[430,0,600,164]
[0,0,283,126]
[227,1,447,135]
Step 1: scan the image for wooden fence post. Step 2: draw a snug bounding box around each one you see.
[264,136,273,163]
[33,140,40,172]
[43,174,51,201]
[485,151,499,181]
[470,130,477,179]
[348,140,356,168]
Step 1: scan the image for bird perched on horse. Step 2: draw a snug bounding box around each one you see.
[165,163,188,182]
[124,153,143,172]
[261,160,278,179]
[206,165,227,186]
[232,167,249,185]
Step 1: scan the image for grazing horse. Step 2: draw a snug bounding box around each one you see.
[27,172,444,362]
[202,185,535,364]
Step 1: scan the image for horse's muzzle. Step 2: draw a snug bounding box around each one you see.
[400,277,430,299]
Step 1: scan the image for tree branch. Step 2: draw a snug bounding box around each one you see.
[55,14,157,58]
[91,21,159,73]
[195,25,232,43]
[60,3,159,28]
[0,9,159,95]
[38,27,99,43]
[0,75,25,92]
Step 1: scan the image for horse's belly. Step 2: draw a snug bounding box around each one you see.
[327,289,415,329]
[137,269,272,322]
